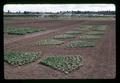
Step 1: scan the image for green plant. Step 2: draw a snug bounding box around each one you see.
[4,51,41,66]
[37,39,64,45]
[40,55,83,74]
[65,40,96,48]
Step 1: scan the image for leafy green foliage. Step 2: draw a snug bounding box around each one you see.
[4,51,41,66]
[54,34,76,39]
[37,39,64,45]
[66,40,96,48]
[40,55,83,74]
[5,28,43,35]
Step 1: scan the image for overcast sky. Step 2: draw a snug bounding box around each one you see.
[4,4,115,12]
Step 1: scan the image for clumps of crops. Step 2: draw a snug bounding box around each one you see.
[4,51,41,66]
[80,35,102,40]
[86,31,105,35]
[37,39,64,45]
[54,34,76,39]
[65,31,82,35]
[5,27,43,35]
[65,40,96,48]
[40,55,83,74]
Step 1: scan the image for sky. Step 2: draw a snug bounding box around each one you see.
[4,4,115,12]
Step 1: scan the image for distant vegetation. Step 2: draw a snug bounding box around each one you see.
[4,10,115,17]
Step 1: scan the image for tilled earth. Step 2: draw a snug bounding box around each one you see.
[4,19,116,79]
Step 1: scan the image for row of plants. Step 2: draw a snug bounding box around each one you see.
[37,39,64,46]
[4,51,41,66]
[85,31,105,35]
[53,34,76,40]
[91,25,107,31]
[5,27,44,35]
[65,31,82,35]
[73,25,107,31]
[40,55,83,74]
[72,25,93,31]
[65,40,96,48]
[79,35,102,40]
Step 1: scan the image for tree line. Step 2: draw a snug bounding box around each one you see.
[5,10,115,15]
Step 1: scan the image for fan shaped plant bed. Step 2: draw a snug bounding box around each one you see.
[40,55,83,74]
[4,51,42,66]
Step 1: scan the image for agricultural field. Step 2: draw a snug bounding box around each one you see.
[4,16,116,79]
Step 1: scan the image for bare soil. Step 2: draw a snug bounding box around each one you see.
[4,19,116,79]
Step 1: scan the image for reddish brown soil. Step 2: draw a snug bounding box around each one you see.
[4,19,116,79]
